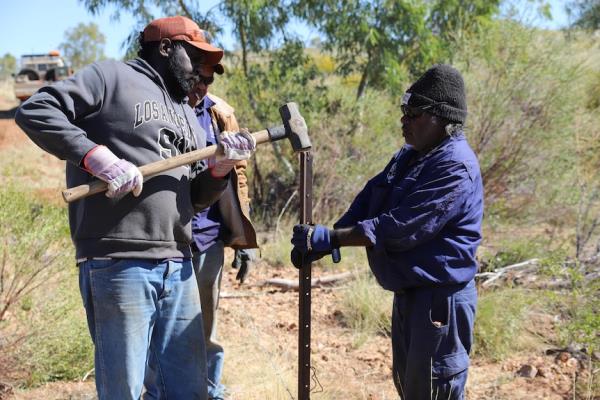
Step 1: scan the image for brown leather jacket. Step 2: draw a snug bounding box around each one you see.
[207,93,258,249]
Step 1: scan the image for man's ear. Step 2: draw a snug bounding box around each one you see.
[158,38,173,58]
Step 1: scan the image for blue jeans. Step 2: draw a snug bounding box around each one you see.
[193,241,225,399]
[392,280,477,400]
[79,258,208,400]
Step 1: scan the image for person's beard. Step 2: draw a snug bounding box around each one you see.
[165,49,199,102]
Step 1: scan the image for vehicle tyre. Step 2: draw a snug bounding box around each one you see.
[16,69,40,81]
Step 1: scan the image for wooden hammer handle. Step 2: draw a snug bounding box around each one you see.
[61,129,272,203]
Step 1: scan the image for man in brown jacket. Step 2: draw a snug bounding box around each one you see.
[188,61,259,400]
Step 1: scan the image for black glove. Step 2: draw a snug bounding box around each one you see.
[290,247,328,269]
[232,248,257,283]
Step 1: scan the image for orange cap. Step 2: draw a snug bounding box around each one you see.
[143,16,223,65]
[204,63,224,75]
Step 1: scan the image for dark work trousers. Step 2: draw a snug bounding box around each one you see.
[392,280,477,400]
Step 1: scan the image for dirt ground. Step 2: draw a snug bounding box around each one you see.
[1,99,594,400]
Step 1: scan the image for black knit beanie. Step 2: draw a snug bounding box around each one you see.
[403,64,467,124]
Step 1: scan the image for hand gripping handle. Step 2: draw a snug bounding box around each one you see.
[62,128,278,203]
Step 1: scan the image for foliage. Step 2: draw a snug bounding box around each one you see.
[293,0,423,99]
[303,85,402,223]
[224,38,324,128]
[568,0,600,30]
[223,40,330,223]
[294,0,500,99]
[455,21,584,214]
[478,237,544,272]
[551,275,600,353]
[59,22,107,70]
[0,185,70,323]
[0,184,73,386]
[541,272,600,397]
[473,288,540,360]
[79,0,224,59]
[340,272,392,346]
[572,56,600,259]
[220,0,290,53]
[0,53,16,80]
[20,270,94,386]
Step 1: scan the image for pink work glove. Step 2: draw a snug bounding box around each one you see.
[209,129,257,178]
[83,145,143,198]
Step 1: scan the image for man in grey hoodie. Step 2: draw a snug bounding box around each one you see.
[15,15,255,400]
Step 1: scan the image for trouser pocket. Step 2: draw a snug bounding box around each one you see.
[428,285,476,378]
[392,282,477,399]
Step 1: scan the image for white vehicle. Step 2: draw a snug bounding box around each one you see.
[14,51,71,102]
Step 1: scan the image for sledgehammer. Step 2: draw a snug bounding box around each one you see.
[61,102,311,203]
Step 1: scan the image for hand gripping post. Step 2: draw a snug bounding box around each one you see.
[278,102,316,400]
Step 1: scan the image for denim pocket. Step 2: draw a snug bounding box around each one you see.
[87,259,118,271]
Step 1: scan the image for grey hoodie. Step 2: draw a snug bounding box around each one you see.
[16,58,227,260]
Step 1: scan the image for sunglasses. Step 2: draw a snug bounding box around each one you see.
[199,75,214,86]
[401,102,447,118]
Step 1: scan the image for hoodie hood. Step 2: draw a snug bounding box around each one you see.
[127,58,166,88]
[127,57,191,104]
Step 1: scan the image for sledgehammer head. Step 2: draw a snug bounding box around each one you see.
[280,102,311,151]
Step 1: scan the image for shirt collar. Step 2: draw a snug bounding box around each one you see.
[194,95,216,115]
[202,95,216,110]
[414,131,465,164]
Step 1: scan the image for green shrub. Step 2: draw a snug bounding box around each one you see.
[557,278,600,354]
[0,183,93,387]
[455,22,593,223]
[340,272,393,346]
[478,236,545,273]
[473,288,540,361]
[20,270,94,385]
[0,184,70,324]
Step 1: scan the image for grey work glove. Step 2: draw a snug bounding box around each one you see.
[232,248,257,283]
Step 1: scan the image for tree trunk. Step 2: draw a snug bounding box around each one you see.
[356,54,372,100]
[238,15,258,113]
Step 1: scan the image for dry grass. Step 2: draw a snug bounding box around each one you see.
[0,119,65,204]
[216,254,398,400]
[0,80,17,107]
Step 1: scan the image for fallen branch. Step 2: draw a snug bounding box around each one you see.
[81,368,95,382]
[476,258,540,288]
[529,270,600,289]
[219,291,262,298]
[261,272,355,291]
[476,258,600,289]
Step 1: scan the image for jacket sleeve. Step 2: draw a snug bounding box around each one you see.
[228,113,252,212]
[209,95,252,211]
[15,63,105,165]
[190,169,229,211]
[357,161,473,251]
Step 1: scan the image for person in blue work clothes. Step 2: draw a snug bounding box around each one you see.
[188,61,259,400]
[291,64,483,399]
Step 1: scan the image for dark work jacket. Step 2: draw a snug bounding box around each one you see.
[334,133,484,291]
